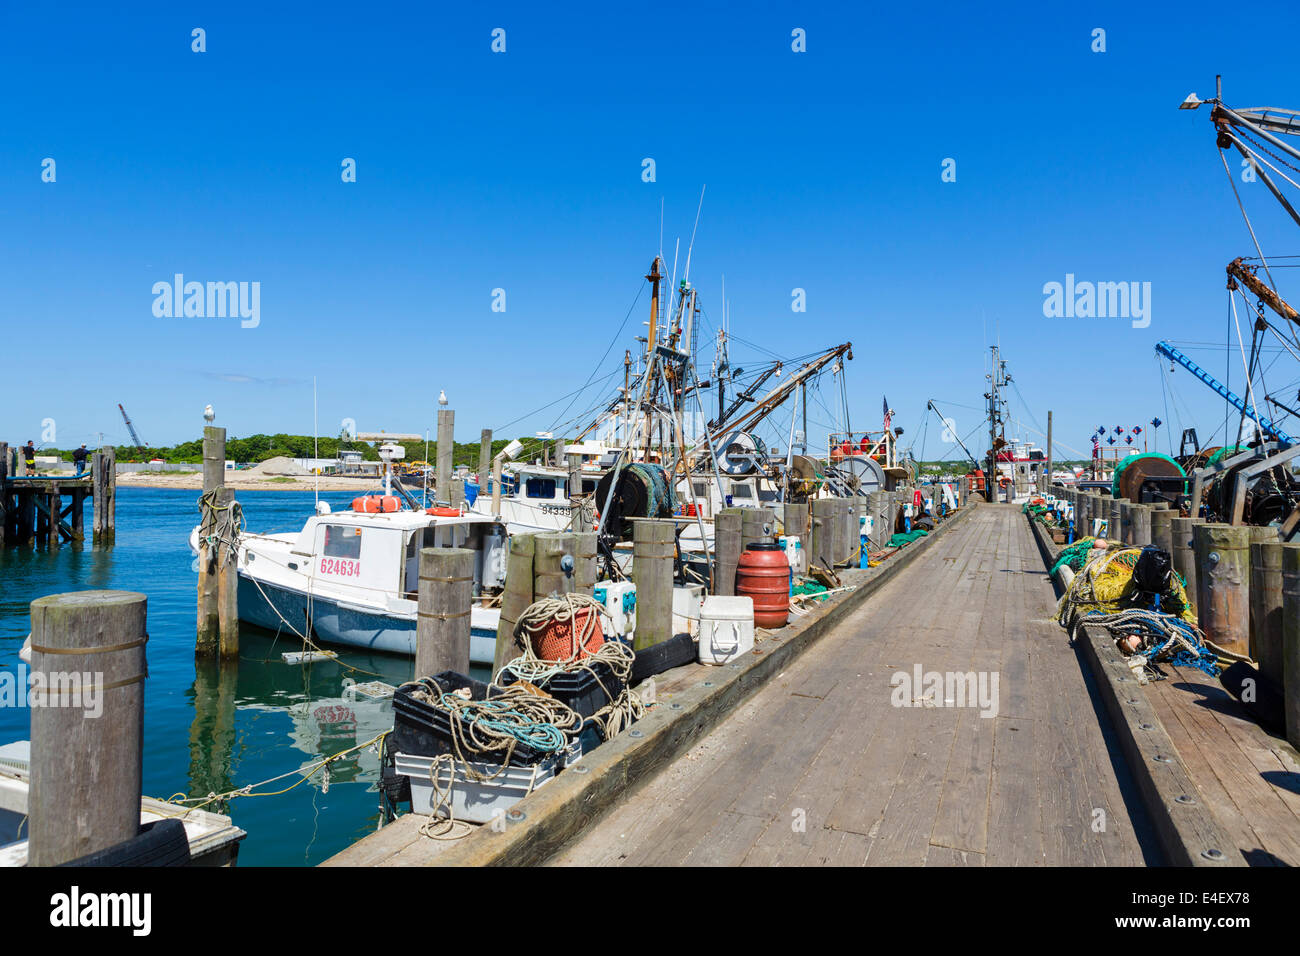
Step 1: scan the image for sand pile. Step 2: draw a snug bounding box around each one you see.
[240,456,311,477]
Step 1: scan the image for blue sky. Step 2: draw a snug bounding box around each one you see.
[4,1,1300,462]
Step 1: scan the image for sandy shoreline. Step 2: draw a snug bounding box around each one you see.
[113,472,384,492]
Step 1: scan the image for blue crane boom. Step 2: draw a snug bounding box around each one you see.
[1154,340,1294,445]
[117,403,147,450]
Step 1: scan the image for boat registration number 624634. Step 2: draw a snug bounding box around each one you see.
[320,558,361,577]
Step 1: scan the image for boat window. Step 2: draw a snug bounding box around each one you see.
[731,484,753,499]
[693,482,709,497]
[582,479,598,494]
[525,477,557,499]
[323,525,362,559]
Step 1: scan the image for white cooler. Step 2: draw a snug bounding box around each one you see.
[698,595,755,665]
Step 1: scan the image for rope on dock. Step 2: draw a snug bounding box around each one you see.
[496,593,643,740]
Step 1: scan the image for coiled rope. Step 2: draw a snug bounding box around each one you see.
[497,593,643,739]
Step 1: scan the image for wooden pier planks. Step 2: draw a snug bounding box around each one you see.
[553,505,1146,867]
[1146,663,1300,866]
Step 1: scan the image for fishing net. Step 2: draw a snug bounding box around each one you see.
[1057,546,1195,630]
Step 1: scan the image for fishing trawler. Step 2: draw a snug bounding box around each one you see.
[190,444,509,662]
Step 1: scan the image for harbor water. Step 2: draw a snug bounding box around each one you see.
[0,487,485,866]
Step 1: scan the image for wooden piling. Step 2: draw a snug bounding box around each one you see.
[1283,543,1300,748]
[416,547,474,678]
[810,498,835,571]
[1171,517,1204,615]
[197,427,226,657]
[740,507,775,554]
[478,429,493,489]
[1108,497,1124,543]
[1150,505,1173,556]
[868,491,888,548]
[1193,523,1250,655]
[494,534,535,674]
[436,408,454,504]
[534,532,576,599]
[1130,503,1152,547]
[568,453,589,532]
[631,518,675,651]
[27,590,147,866]
[573,531,597,596]
[0,441,6,546]
[99,446,115,543]
[714,508,743,596]
[1252,538,1285,688]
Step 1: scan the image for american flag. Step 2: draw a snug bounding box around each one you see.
[882,395,892,431]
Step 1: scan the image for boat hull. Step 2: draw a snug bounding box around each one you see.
[237,575,498,664]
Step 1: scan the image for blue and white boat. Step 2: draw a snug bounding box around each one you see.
[191,499,508,662]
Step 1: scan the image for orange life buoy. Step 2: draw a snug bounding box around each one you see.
[426,506,461,517]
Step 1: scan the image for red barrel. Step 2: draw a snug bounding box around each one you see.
[737,543,790,629]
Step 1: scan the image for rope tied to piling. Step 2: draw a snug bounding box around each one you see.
[197,487,243,565]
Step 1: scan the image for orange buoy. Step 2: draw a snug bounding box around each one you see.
[531,607,605,661]
[426,506,461,517]
[736,542,790,629]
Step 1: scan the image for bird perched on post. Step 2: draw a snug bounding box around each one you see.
[204,404,215,423]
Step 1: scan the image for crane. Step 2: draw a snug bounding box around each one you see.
[1153,341,1294,445]
[117,403,147,453]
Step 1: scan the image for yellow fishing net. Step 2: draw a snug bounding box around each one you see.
[1057,546,1196,628]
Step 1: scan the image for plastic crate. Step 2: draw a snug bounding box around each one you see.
[396,751,563,824]
[498,660,625,721]
[391,671,554,764]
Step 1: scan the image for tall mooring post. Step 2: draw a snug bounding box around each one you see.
[28,590,147,866]
[1130,503,1152,547]
[631,518,674,650]
[568,453,588,532]
[91,445,116,545]
[1252,537,1285,689]
[494,534,535,674]
[1283,543,1300,748]
[810,498,835,571]
[0,441,7,546]
[416,547,473,678]
[573,531,598,596]
[1171,517,1204,615]
[197,426,238,658]
[534,532,577,599]
[1150,505,1173,556]
[437,405,454,505]
[714,509,743,596]
[1194,523,1250,656]
[478,428,493,489]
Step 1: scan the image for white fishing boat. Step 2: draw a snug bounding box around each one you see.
[191,494,508,663]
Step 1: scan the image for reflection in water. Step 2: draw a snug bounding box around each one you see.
[185,626,419,806]
[187,660,238,804]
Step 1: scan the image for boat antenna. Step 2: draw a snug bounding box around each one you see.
[313,376,319,508]
[658,197,664,259]
[682,185,706,285]
[422,428,430,508]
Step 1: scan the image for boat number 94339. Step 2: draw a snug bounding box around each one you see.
[540,505,572,515]
[320,558,361,577]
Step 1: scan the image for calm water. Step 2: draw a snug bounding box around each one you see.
[0,487,471,866]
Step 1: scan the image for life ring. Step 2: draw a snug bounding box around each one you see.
[426,507,461,517]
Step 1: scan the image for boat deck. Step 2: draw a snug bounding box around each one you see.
[549,505,1157,866]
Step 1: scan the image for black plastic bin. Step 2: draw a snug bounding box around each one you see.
[498,660,626,722]
[391,670,552,764]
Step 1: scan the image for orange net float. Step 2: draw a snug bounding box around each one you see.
[516,594,607,663]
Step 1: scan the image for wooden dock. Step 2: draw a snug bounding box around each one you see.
[0,444,115,546]
[550,505,1154,866]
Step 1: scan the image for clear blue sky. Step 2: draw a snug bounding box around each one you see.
[4,0,1300,462]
